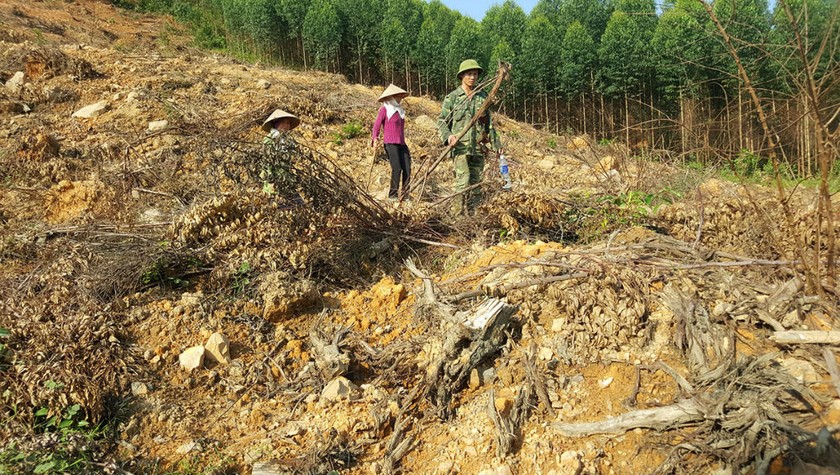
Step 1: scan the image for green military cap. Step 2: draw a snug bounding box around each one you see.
[457,59,483,78]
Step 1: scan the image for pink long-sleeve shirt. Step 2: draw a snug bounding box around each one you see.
[371,107,406,145]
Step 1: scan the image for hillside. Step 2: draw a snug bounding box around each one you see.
[1,2,839,475]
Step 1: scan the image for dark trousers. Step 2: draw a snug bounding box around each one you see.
[384,143,411,199]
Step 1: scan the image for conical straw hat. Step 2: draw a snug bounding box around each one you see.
[377,84,408,102]
[261,109,300,132]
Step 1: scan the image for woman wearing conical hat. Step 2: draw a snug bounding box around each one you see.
[371,84,411,201]
[260,109,301,197]
[262,109,300,145]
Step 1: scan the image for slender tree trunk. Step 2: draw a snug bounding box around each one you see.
[624,93,630,148]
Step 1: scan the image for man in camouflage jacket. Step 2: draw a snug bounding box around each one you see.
[438,59,502,215]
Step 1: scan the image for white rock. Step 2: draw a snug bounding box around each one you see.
[495,465,512,475]
[537,158,555,170]
[321,376,357,402]
[205,332,232,365]
[778,357,821,383]
[179,345,205,371]
[551,318,564,332]
[538,346,554,360]
[437,461,455,474]
[126,90,145,101]
[257,79,271,89]
[5,71,24,92]
[148,120,169,132]
[555,451,582,475]
[251,461,285,475]
[175,441,201,454]
[131,382,150,396]
[599,376,614,388]
[72,100,110,119]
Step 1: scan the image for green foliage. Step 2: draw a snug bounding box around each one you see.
[481,0,527,56]
[331,120,364,145]
[0,327,9,369]
[303,0,342,70]
[446,17,488,81]
[597,1,657,98]
[231,261,252,296]
[519,13,560,96]
[547,138,557,149]
[414,0,457,92]
[0,404,105,475]
[558,20,596,97]
[732,148,765,177]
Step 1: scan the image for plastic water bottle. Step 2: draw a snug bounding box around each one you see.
[499,154,512,190]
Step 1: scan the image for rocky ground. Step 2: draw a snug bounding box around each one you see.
[1,2,840,475]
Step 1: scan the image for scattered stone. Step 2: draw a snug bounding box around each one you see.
[778,358,821,383]
[251,460,288,475]
[284,421,306,437]
[148,120,169,132]
[42,85,78,103]
[554,451,582,475]
[204,332,232,365]
[72,100,110,119]
[551,318,565,332]
[175,441,201,454]
[321,376,357,402]
[538,347,554,360]
[126,90,145,101]
[261,272,321,321]
[599,377,614,388]
[494,396,513,416]
[469,368,481,390]
[179,345,205,372]
[257,79,271,89]
[130,382,150,396]
[537,158,555,170]
[5,71,24,92]
[437,461,456,474]
[482,367,496,384]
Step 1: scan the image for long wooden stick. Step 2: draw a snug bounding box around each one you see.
[554,398,704,437]
[771,331,840,345]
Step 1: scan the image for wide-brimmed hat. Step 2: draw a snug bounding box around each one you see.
[457,59,483,78]
[377,84,408,102]
[261,109,300,132]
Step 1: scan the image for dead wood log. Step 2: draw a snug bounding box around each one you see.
[309,315,351,381]
[771,331,840,345]
[665,281,731,373]
[450,272,588,303]
[553,398,704,437]
[424,298,518,419]
[488,389,516,458]
[380,415,417,475]
[524,342,555,418]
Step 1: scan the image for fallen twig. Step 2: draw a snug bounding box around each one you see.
[450,272,589,303]
[554,398,704,437]
[771,331,840,345]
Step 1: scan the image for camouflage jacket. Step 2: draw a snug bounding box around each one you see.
[260,130,299,194]
[437,86,501,156]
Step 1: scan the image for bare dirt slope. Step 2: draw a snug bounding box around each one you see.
[1,2,839,475]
